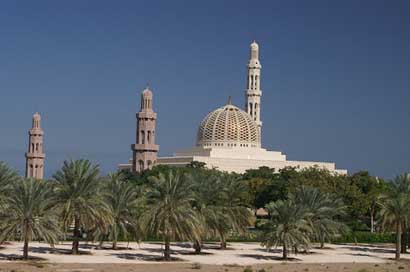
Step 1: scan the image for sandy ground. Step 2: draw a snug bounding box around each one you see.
[1,242,410,271]
[1,262,410,272]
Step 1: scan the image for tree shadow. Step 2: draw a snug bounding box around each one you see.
[313,246,335,250]
[238,254,300,261]
[341,246,395,254]
[111,252,184,262]
[255,248,282,254]
[29,246,92,255]
[95,246,133,250]
[139,246,214,256]
[0,253,47,261]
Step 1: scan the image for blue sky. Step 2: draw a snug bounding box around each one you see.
[1,0,409,179]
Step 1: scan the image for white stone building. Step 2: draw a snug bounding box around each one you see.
[120,41,347,175]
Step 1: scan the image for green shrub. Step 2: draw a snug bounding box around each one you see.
[243,266,253,272]
[334,231,394,244]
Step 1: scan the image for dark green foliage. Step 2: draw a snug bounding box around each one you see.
[334,231,395,244]
[52,159,112,254]
[0,159,404,261]
[0,178,60,259]
[142,169,203,260]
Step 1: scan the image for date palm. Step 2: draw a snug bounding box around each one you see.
[219,174,254,249]
[291,186,347,248]
[52,159,112,254]
[100,172,143,249]
[262,199,312,259]
[142,170,202,261]
[0,178,60,260]
[380,174,410,260]
[191,172,253,252]
[0,162,19,205]
[191,170,226,252]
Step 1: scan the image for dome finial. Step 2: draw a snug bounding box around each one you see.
[227,96,232,105]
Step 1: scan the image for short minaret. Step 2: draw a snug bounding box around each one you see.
[245,41,262,135]
[25,113,45,179]
[131,86,159,172]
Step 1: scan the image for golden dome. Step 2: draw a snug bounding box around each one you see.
[197,103,260,148]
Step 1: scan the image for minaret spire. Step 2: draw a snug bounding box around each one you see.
[25,112,45,179]
[131,85,159,172]
[245,40,262,138]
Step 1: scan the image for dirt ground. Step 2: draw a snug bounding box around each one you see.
[1,242,408,265]
[1,262,410,272]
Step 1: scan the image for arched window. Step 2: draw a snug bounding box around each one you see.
[255,103,258,120]
[141,130,145,144]
[147,160,152,168]
[249,103,253,116]
[255,75,258,89]
[139,160,144,170]
[36,143,39,151]
[251,75,254,90]
[147,131,151,143]
[31,143,34,152]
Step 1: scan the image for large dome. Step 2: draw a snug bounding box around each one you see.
[196,103,260,148]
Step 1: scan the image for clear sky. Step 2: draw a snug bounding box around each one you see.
[1,0,409,179]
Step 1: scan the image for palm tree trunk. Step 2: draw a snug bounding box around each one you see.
[283,244,287,260]
[72,216,80,255]
[23,238,29,260]
[320,235,325,249]
[164,236,171,261]
[220,233,227,249]
[401,228,407,254]
[193,240,202,254]
[112,225,117,250]
[370,211,375,233]
[396,222,402,260]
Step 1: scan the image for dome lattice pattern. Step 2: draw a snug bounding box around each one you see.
[197,104,260,148]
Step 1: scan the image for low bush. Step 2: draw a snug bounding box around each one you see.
[334,231,394,244]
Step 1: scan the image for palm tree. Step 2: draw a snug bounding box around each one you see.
[380,174,410,260]
[290,186,347,248]
[220,174,254,249]
[99,172,143,249]
[261,199,312,259]
[142,170,202,261]
[52,159,112,254]
[0,178,60,260]
[0,162,19,205]
[191,171,253,252]
[190,169,225,253]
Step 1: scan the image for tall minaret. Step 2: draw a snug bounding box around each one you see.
[245,41,262,135]
[25,113,45,179]
[131,86,159,173]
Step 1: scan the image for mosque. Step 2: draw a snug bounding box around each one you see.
[119,41,347,175]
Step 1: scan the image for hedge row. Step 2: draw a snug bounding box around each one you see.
[333,231,395,244]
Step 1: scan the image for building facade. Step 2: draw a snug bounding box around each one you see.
[25,112,45,179]
[120,41,347,175]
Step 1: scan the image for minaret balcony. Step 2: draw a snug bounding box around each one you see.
[131,144,159,152]
[25,152,46,159]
